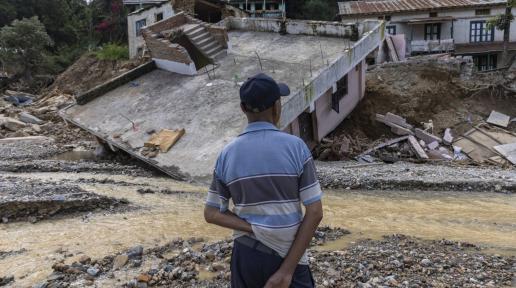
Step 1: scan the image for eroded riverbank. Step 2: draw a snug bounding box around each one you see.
[1,170,515,287]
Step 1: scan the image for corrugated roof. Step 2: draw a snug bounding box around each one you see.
[338,0,507,16]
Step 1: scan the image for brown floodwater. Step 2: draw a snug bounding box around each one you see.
[1,171,515,287]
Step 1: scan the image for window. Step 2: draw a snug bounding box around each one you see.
[135,19,147,36]
[473,54,497,71]
[255,3,263,10]
[429,12,438,17]
[386,25,396,35]
[331,74,348,113]
[475,9,490,16]
[155,12,163,22]
[424,23,441,40]
[267,3,278,10]
[470,21,494,42]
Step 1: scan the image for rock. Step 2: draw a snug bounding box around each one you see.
[205,251,216,261]
[211,262,225,272]
[0,116,27,131]
[137,274,151,283]
[1,217,7,223]
[19,112,44,125]
[420,258,432,267]
[78,255,91,264]
[0,275,14,286]
[127,245,144,259]
[33,283,48,288]
[427,141,439,150]
[113,254,129,269]
[86,267,99,277]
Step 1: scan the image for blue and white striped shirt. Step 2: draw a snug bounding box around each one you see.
[205,121,323,264]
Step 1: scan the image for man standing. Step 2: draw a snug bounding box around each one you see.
[204,73,323,288]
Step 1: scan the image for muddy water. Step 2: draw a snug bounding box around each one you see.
[1,172,515,286]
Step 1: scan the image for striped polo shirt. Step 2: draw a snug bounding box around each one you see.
[205,121,322,265]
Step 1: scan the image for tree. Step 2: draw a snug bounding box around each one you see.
[286,0,339,21]
[488,0,516,67]
[0,17,54,80]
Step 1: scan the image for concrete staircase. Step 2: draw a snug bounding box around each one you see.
[183,23,226,61]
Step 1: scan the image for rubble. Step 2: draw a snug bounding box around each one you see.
[18,111,44,125]
[486,110,511,128]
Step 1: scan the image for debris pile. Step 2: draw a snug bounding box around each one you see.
[350,111,516,167]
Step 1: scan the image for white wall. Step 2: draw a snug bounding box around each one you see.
[128,3,175,58]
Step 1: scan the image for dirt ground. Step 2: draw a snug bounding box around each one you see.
[321,55,516,159]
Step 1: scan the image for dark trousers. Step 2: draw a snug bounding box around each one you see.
[231,237,315,288]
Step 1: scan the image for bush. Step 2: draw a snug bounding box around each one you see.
[95,43,129,61]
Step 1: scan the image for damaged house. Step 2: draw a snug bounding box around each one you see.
[60,14,384,180]
[338,0,516,70]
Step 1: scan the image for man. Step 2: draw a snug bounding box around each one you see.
[204,73,323,288]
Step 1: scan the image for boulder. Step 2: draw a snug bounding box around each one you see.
[19,112,44,125]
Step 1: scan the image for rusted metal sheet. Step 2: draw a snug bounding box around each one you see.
[338,0,507,16]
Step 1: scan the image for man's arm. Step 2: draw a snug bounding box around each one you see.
[204,206,253,233]
[264,200,323,288]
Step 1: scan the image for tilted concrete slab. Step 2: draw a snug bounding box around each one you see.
[62,19,384,181]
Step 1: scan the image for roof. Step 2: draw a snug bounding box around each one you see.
[338,0,507,17]
[128,1,170,16]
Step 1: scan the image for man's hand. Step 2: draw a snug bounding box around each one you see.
[204,206,253,233]
[265,201,323,286]
[264,269,293,288]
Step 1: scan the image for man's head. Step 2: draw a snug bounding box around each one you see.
[239,73,290,125]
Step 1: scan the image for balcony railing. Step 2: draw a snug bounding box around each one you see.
[411,39,454,53]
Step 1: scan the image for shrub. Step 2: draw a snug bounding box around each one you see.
[95,43,129,61]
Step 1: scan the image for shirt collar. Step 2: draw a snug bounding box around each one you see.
[240,121,279,135]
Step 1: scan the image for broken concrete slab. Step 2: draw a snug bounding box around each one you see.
[486,111,511,128]
[415,128,442,144]
[390,125,413,136]
[443,128,453,145]
[407,135,429,159]
[427,141,439,150]
[19,112,44,125]
[377,113,414,135]
[493,143,516,165]
[385,112,413,129]
[359,136,409,157]
[0,116,27,131]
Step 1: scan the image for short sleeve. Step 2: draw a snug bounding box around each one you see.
[205,171,231,212]
[299,147,322,206]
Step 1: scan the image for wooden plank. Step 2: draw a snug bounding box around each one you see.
[408,135,429,159]
[359,136,409,157]
[145,129,185,153]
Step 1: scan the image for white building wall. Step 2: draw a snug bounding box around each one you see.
[128,3,175,58]
[341,6,516,45]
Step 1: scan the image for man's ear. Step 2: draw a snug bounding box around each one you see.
[240,103,247,113]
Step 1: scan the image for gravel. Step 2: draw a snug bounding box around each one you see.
[36,231,515,288]
[317,161,516,193]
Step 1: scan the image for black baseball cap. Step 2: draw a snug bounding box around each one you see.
[240,73,290,113]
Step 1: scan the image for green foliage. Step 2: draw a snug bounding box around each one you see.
[488,13,514,30]
[0,17,54,79]
[286,0,339,21]
[95,43,129,61]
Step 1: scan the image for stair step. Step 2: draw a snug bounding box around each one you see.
[191,32,211,43]
[200,41,219,52]
[195,35,215,47]
[206,45,223,57]
[210,49,227,59]
[182,24,200,34]
[185,27,205,38]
